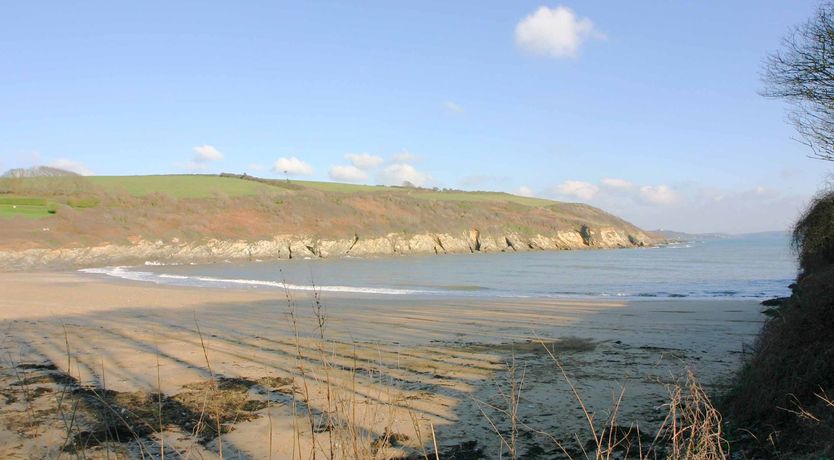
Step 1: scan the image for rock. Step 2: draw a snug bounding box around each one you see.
[435,232,471,254]
[0,224,661,270]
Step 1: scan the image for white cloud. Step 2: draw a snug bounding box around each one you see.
[345,153,384,170]
[555,180,599,200]
[391,150,417,163]
[378,163,431,187]
[444,101,464,113]
[601,178,633,189]
[517,185,535,197]
[638,185,679,206]
[543,177,808,233]
[180,145,224,171]
[273,156,313,176]
[329,165,368,182]
[515,5,604,58]
[634,186,807,234]
[50,158,93,176]
[193,144,223,162]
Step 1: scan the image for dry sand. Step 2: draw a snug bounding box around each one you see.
[0,272,764,459]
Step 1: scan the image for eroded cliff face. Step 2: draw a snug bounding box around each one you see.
[0,227,658,270]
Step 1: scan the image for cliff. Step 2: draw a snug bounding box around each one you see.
[0,174,661,270]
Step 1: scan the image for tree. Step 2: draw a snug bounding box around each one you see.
[763,2,834,161]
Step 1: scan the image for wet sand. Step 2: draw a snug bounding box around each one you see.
[0,272,764,458]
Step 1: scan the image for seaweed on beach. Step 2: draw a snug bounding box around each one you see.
[46,371,294,451]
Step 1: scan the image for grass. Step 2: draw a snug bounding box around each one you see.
[0,195,96,218]
[0,196,48,206]
[0,204,52,219]
[292,180,388,194]
[404,190,554,207]
[87,173,558,207]
[0,196,51,219]
[295,180,556,206]
[86,175,278,198]
[4,174,555,207]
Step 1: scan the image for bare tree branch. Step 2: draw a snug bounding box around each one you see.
[763,2,834,161]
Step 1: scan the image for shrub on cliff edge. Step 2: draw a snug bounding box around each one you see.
[723,190,834,457]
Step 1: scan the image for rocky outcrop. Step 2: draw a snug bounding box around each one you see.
[0,226,661,271]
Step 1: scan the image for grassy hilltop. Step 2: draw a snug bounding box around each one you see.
[0,173,654,255]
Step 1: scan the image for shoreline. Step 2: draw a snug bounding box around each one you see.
[0,271,763,457]
[0,227,658,271]
[79,263,781,302]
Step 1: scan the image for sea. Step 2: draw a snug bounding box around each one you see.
[80,233,796,301]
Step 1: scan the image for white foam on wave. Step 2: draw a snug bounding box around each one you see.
[80,266,162,284]
[80,266,427,296]
[144,260,182,266]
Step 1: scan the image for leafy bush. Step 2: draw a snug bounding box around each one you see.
[793,189,834,273]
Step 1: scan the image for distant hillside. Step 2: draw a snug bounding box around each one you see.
[0,174,662,269]
[2,166,79,178]
[651,230,731,242]
[652,229,789,242]
[737,230,790,239]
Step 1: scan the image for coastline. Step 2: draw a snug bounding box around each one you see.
[0,271,763,458]
[0,226,659,271]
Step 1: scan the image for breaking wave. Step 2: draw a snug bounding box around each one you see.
[80,266,431,296]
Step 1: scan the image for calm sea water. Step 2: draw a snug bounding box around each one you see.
[82,234,796,300]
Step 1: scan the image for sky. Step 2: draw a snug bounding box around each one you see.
[0,1,829,233]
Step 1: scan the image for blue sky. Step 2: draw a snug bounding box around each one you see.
[0,1,827,233]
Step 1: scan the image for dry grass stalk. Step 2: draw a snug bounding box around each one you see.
[471,338,732,460]
[655,369,728,460]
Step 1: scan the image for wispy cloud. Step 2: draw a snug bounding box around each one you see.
[444,101,464,113]
[181,144,224,171]
[515,5,604,58]
[554,180,599,200]
[638,185,679,205]
[329,164,368,182]
[545,177,807,233]
[193,144,224,162]
[378,163,431,187]
[273,156,313,176]
[50,158,93,176]
[391,150,417,163]
[601,178,633,189]
[345,153,384,169]
[517,185,535,197]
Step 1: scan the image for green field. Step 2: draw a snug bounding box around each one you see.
[292,180,387,193]
[86,175,276,198]
[0,174,556,218]
[0,196,52,219]
[403,190,554,207]
[85,175,556,206]
[0,204,52,219]
[294,180,554,205]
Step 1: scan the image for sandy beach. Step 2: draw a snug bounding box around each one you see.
[0,271,764,458]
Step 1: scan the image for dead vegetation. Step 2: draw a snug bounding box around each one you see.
[0,174,648,254]
[721,190,834,458]
[0,360,296,456]
[472,341,729,460]
[0,283,742,460]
